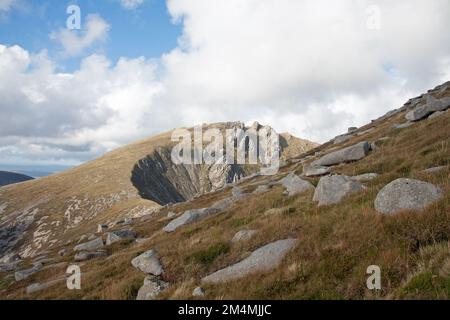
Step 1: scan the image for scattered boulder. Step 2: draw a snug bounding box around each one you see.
[15,262,43,281]
[334,134,353,145]
[105,229,137,245]
[428,111,445,120]
[351,173,379,182]
[374,178,443,214]
[73,237,104,252]
[302,165,330,177]
[136,276,169,300]
[393,122,413,129]
[232,230,258,243]
[58,249,67,257]
[405,95,450,121]
[74,251,108,262]
[277,173,314,196]
[163,208,220,233]
[202,239,297,284]
[131,250,164,276]
[313,175,365,206]
[192,286,205,297]
[423,166,446,174]
[311,142,370,167]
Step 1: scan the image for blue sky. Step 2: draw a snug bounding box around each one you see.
[0,0,181,71]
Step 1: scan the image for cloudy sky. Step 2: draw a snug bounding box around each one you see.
[1,0,450,170]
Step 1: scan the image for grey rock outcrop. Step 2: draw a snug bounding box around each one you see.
[136,276,169,300]
[311,142,370,167]
[374,178,443,214]
[277,173,314,196]
[73,237,104,252]
[202,239,297,284]
[232,230,258,243]
[131,250,164,276]
[105,229,137,245]
[313,175,365,206]
[405,95,450,121]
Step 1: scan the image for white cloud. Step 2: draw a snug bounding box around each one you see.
[162,0,450,142]
[0,0,16,12]
[1,0,450,165]
[50,14,110,57]
[120,0,145,10]
[0,44,163,165]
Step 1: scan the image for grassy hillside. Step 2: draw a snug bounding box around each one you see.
[0,91,449,300]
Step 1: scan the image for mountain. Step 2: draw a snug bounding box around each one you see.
[0,82,449,300]
[0,171,34,187]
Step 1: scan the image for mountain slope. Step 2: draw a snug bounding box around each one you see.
[0,82,449,300]
[0,171,34,187]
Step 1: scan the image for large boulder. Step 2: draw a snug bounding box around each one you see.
[313,175,365,206]
[374,178,443,214]
[405,95,450,121]
[311,142,370,167]
[202,239,297,284]
[163,207,220,232]
[73,237,104,252]
[131,250,164,276]
[136,276,169,300]
[105,229,137,245]
[277,173,314,196]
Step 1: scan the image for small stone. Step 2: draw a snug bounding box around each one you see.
[351,173,379,182]
[232,230,258,243]
[302,165,330,177]
[192,287,205,297]
[277,173,314,196]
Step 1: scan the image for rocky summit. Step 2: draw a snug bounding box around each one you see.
[0,82,449,300]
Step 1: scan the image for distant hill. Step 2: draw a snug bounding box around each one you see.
[0,171,34,187]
